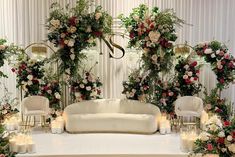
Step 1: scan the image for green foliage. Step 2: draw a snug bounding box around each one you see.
[203,88,231,120]
[0,125,16,157]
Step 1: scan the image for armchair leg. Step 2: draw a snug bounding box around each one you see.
[25,116,29,130]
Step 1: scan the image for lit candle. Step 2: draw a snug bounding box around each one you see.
[27,142,36,154]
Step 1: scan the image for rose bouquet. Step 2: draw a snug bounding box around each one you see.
[194,41,235,89]
[122,70,150,102]
[41,80,61,118]
[47,0,112,78]
[192,116,235,157]
[153,80,180,114]
[12,57,45,97]
[175,58,202,96]
[71,71,102,102]
[203,88,231,121]
[119,4,184,76]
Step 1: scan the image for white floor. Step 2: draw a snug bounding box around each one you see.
[16,128,188,157]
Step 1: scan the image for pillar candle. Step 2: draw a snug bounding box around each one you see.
[27,142,36,153]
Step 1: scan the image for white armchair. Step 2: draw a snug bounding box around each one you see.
[175,96,203,125]
[21,96,49,128]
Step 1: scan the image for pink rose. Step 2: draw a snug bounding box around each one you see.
[224,53,230,59]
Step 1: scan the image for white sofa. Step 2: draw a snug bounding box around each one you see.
[63,99,161,134]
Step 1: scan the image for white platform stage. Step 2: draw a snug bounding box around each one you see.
[16,129,188,157]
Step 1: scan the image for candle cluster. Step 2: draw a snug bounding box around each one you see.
[180,130,198,152]
[4,116,21,131]
[51,116,64,134]
[9,133,36,154]
[159,115,171,134]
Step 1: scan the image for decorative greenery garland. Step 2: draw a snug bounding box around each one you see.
[47,0,112,78]
[194,41,235,89]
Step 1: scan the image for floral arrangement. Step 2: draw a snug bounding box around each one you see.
[119,5,184,76]
[175,58,202,96]
[11,57,45,97]
[192,116,235,157]
[0,39,8,78]
[203,88,231,121]
[47,0,112,78]
[122,70,150,102]
[71,71,102,102]
[153,80,180,114]
[0,39,22,78]
[0,84,19,121]
[41,80,62,120]
[194,41,235,89]
[0,125,15,157]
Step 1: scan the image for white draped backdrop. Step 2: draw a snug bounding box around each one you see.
[0,0,235,105]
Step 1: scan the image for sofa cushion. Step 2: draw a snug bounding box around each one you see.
[65,113,157,133]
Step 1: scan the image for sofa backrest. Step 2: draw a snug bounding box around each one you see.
[64,99,161,116]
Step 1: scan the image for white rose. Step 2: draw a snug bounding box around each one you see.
[126,91,130,98]
[70,54,75,60]
[129,92,135,97]
[50,19,60,28]
[218,131,225,138]
[151,54,158,61]
[204,48,213,54]
[82,79,88,84]
[68,26,77,33]
[91,90,98,97]
[80,84,85,88]
[227,135,233,141]
[75,92,81,97]
[86,26,92,33]
[65,69,70,74]
[148,31,161,43]
[183,75,188,79]
[133,15,139,21]
[27,81,32,85]
[95,12,102,20]
[199,132,210,141]
[0,45,6,50]
[216,50,220,55]
[187,71,193,77]
[86,86,91,91]
[127,26,132,32]
[67,39,75,47]
[190,77,194,82]
[211,53,216,58]
[55,92,61,99]
[184,64,189,70]
[228,144,235,153]
[47,90,52,94]
[27,75,33,80]
[132,89,136,93]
